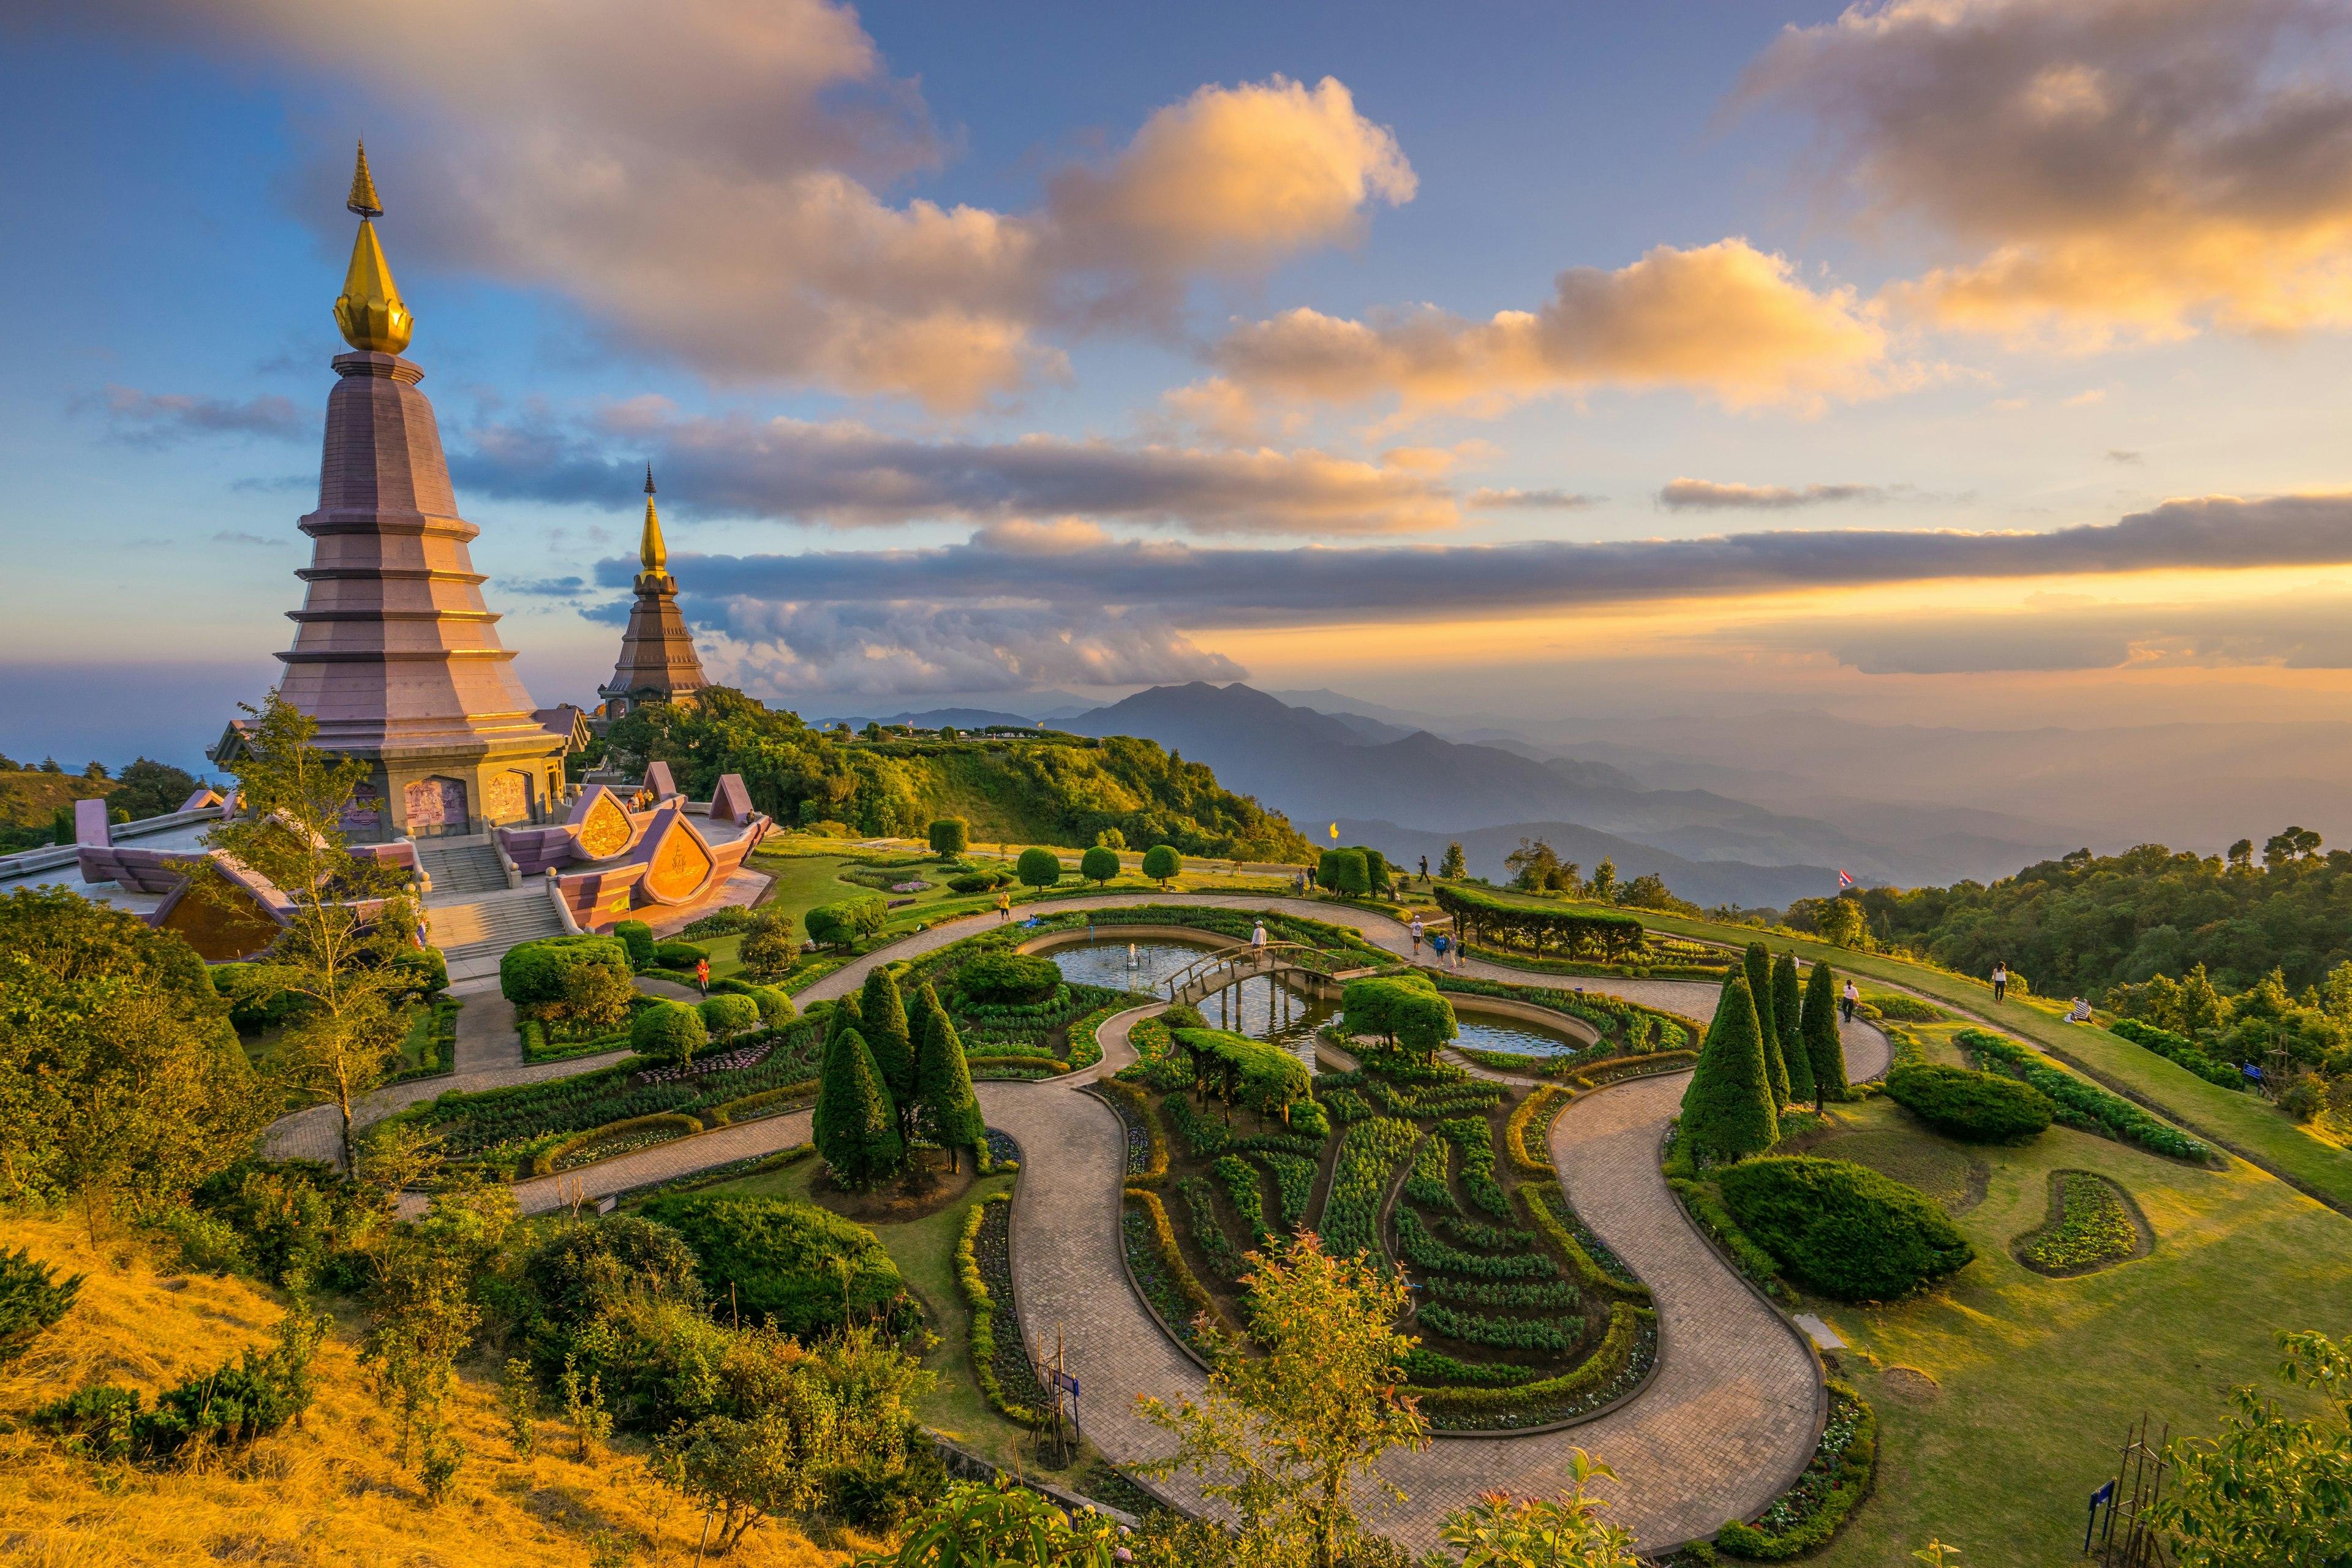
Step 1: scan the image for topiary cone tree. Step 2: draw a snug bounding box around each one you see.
[815,1025,903,1189]
[1802,959,1850,1106]
[812,993,865,1142]
[1744,942,1791,1107]
[905,981,941,1082]
[1142,843,1181,889]
[1681,973,1779,1163]
[861,967,916,1140]
[1772,951,1815,1106]
[916,1008,986,1172]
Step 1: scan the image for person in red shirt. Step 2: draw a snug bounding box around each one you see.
[696,957,710,996]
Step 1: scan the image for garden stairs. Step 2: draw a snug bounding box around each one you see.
[425,882,565,978]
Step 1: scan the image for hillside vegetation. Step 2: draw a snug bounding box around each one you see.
[607,688,1313,860]
[0,772,113,832]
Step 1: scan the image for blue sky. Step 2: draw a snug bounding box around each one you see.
[10,0,2352,773]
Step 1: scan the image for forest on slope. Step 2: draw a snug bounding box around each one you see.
[604,688,1314,861]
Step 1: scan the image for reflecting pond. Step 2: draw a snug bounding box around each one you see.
[1453,1015,1589,1057]
[1047,937,1224,993]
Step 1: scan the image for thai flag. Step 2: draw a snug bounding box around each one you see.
[1837,869,1854,888]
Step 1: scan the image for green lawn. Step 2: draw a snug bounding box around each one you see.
[698,1157,1039,1465]
[1769,1090,2352,1567]
[1518,895,2352,1212]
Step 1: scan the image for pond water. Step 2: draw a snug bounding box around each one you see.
[1048,937,1336,1068]
[1453,1015,1589,1057]
[1047,937,1224,993]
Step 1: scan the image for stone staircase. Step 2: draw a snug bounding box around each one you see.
[417,837,510,896]
[426,885,566,971]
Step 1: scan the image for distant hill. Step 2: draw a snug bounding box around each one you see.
[1064,682,2057,886]
[0,771,113,831]
[1337,818,1839,910]
[873,707,1046,731]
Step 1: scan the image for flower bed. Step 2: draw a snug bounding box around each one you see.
[1506,1085,1568,1173]
[1520,1184,1649,1300]
[1122,1188,1233,1354]
[1095,1080,1168,1184]
[1714,1381,1876,1559]
[703,1082,818,1126]
[1411,1302,1658,1431]
[957,1193,1044,1426]
[1958,1028,2212,1163]
[540,1112,702,1175]
[2015,1170,2140,1275]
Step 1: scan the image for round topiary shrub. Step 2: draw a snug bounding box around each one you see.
[652,940,709,970]
[1717,1156,1975,1301]
[956,950,1060,1005]
[1885,1063,2054,1142]
[1015,847,1064,889]
[499,934,631,1009]
[636,1193,913,1340]
[611,919,656,970]
[631,999,708,1065]
[1141,843,1182,887]
[1079,845,1121,885]
[699,993,760,1039]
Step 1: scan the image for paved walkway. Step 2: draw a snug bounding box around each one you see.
[451,993,521,1073]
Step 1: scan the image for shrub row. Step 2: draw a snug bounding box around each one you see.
[1404,1135,1459,1210]
[1418,1273,1580,1310]
[1411,1301,1653,1418]
[1439,1215,1536,1251]
[703,1082,817,1126]
[1884,1062,2054,1142]
[1430,885,1646,960]
[1096,1080,1169,1186]
[1320,1117,1421,1263]
[1505,1086,1567,1173]
[1393,1208,1562,1280]
[1125,1187,1234,1340]
[2109,1018,2245,1090]
[1417,1303,1580,1353]
[1520,1184,1649,1300]
[1210,1156,1273,1244]
[1176,1176,1249,1280]
[1403,1348,1544,1387]
[1259,1152,1317,1229]
[1430,971,1696,1054]
[1167,1093,1233,1158]
[1436,1115,1511,1218]
[1324,1087,1375,1123]
[1956,1029,2212,1162]
[1668,1177,1786,1297]
[957,1194,1044,1426]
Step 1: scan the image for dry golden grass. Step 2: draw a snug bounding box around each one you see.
[0,1211,853,1567]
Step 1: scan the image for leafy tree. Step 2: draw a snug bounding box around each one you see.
[1802,959,1850,1105]
[864,1477,1120,1568]
[83,760,108,780]
[1816,897,1870,949]
[916,1009,984,1172]
[1680,974,1778,1161]
[1095,827,1125,850]
[1588,858,1618,903]
[927,818,969,858]
[1433,1450,1640,1568]
[862,967,917,1139]
[360,1180,518,1484]
[807,897,886,951]
[0,888,264,1227]
[1142,844,1182,888]
[1744,944,1790,1107]
[1772,952,1815,1104]
[739,905,799,981]
[815,1027,903,1188]
[1440,841,1468,880]
[109,757,199,821]
[557,959,635,1039]
[1015,847,1064,890]
[700,993,760,1040]
[1319,847,1371,897]
[1136,1235,1429,1568]
[631,1000,708,1065]
[1079,845,1121,886]
[2154,1329,2352,1568]
[202,691,424,1172]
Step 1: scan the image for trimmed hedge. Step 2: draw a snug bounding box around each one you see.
[1884,1062,2054,1142]
[956,951,1061,1005]
[2110,1018,2245,1089]
[1670,1177,1787,1297]
[957,1194,1043,1425]
[534,1112,701,1175]
[499,934,631,1008]
[1957,1029,2212,1162]
[1411,1300,1653,1417]
[631,999,708,1063]
[1431,884,1646,961]
[1520,1184,1648,1301]
[1716,1156,1975,1301]
[652,941,708,970]
[638,1192,908,1339]
[1506,1085,1568,1173]
[699,993,760,1039]
[1715,1381,1877,1559]
[704,1082,818,1126]
[612,920,655,970]
[1173,1026,1311,1114]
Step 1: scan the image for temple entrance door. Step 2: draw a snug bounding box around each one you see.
[404,777,469,837]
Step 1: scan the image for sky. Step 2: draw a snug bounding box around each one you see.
[12,0,2352,774]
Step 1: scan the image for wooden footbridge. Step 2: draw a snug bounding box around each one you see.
[1162,942,1384,1007]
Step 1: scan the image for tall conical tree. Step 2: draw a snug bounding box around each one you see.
[916,1008,986,1172]
[1802,959,1850,1106]
[1680,973,1779,1162]
[815,1025,903,1188]
[905,981,941,1090]
[861,967,916,1139]
[1743,942,1791,1107]
[1773,952,1815,1104]
[813,993,866,1143]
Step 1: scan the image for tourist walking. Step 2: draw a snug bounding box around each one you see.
[1992,961,2008,1002]
[1410,913,1424,956]
[996,891,1011,923]
[695,957,710,997]
[1841,978,1857,1024]
[1251,919,1268,966]
[1420,854,1430,883]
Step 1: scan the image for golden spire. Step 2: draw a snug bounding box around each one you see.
[638,464,668,578]
[333,140,413,355]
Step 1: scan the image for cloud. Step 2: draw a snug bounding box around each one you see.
[2064,390,2107,407]
[2108,448,2144,464]
[97,385,307,445]
[646,491,2352,627]
[1743,0,2352,347]
[1658,478,1888,511]
[209,530,287,548]
[1210,239,1895,416]
[694,603,1245,699]
[59,7,1412,409]
[503,576,589,597]
[452,410,1460,535]
[1757,589,2352,674]
[1466,488,1599,510]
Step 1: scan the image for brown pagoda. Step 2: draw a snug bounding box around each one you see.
[211,143,571,840]
[597,466,712,719]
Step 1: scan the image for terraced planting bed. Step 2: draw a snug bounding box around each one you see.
[1115,1020,1655,1432]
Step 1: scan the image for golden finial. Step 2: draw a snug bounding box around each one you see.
[347,138,383,218]
[639,464,668,577]
[333,140,413,354]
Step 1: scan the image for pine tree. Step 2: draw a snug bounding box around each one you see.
[1439,842,1466,880]
[1773,952,1815,1104]
[814,1026,902,1189]
[1744,942,1790,1107]
[861,967,916,1140]
[905,982,941,1088]
[812,993,865,1145]
[916,1009,985,1172]
[1680,973,1778,1162]
[1802,959,1850,1106]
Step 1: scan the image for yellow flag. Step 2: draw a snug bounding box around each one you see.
[1329,823,1339,839]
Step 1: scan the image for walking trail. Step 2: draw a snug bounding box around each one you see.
[261,891,1888,1552]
